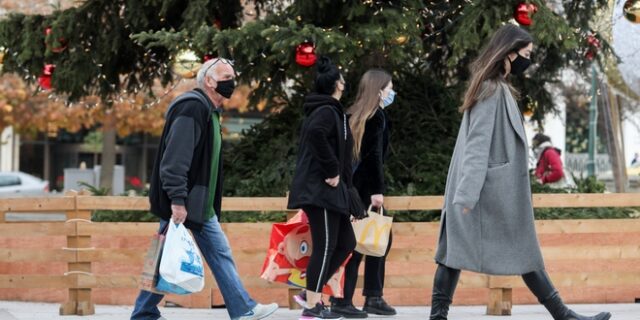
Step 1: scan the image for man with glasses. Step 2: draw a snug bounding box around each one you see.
[132,58,279,320]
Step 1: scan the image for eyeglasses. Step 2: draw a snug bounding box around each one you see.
[203,58,235,77]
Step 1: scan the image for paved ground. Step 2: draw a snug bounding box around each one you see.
[0,301,638,320]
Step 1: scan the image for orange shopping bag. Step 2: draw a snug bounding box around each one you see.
[260,210,350,297]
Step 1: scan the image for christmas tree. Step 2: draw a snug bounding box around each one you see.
[0,0,245,192]
[0,0,612,199]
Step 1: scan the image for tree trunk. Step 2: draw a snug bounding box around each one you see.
[140,134,148,184]
[606,86,627,192]
[100,113,117,195]
[44,134,50,186]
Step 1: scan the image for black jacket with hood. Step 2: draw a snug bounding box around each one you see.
[287,93,354,214]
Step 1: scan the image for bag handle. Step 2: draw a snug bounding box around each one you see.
[367,205,384,216]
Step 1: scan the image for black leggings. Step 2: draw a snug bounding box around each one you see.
[303,206,356,293]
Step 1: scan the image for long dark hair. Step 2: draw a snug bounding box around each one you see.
[460,24,533,112]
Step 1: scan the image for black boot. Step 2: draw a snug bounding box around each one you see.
[331,303,368,318]
[540,292,611,320]
[363,296,396,316]
[429,264,461,320]
[522,270,611,320]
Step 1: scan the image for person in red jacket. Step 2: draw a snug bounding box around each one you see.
[532,133,564,184]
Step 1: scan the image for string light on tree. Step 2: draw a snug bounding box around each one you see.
[394,35,408,45]
[171,49,201,78]
[0,47,4,72]
[514,2,538,26]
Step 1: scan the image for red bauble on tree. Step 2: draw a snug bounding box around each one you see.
[295,42,317,67]
[45,26,67,53]
[585,34,601,61]
[38,64,55,90]
[514,2,538,26]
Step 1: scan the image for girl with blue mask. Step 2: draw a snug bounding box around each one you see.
[381,88,396,108]
[330,69,397,318]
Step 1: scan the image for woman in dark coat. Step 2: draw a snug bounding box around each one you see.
[430,25,610,320]
[330,69,396,318]
[287,56,355,320]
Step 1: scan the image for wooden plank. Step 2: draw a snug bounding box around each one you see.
[77,249,144,263]
[75,275,217,289]
[0,273,485,290]
[385,196,444,210]
[542,245,640,259]
[230,245,640,263]
[5,247,638,267]
[0,222,73,237]
[535,219,640,233]
[235,273,490,289]
[222,197,289,211]
[76,196,149,211]
[0,249,75,262]
[487,272,640,289]
[532,193,640,208]
[0,275,74,288]
[77,223,157,236]
[1,193,640,214]
[0,197,75,212]
[386,222,441,235]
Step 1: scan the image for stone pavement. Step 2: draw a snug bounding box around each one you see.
[0,301,638,319]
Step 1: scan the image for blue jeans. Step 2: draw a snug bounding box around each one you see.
[131,217,257,319]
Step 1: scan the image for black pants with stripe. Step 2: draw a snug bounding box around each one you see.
[303,206,356,293]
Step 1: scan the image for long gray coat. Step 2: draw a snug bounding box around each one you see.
[434,81,545,275]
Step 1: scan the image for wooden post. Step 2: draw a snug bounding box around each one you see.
[486,276,512,316]
[60,190,95,315]
[288,288,303,310]
[487,288,512,315]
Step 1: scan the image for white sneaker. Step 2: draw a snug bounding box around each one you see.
[234,303,279,320]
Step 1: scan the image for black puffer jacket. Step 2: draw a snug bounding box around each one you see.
[287,93,354,214]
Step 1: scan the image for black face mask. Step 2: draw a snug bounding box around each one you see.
[509,52,531,75]
[215,79,236,98]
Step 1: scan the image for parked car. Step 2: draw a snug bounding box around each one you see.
[0,171,49,197]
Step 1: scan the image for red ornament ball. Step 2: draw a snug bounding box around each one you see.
[38,64,55,90]
[45,26,67,53]
[586,34,601,49]
[514,2,538,26]
[585,34,601,61]
[295,42,317,67]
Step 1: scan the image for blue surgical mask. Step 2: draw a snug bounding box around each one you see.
[382,89,396,108]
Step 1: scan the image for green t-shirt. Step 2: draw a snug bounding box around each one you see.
[205,111,222,220]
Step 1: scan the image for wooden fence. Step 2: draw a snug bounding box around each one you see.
[0,192,639,316]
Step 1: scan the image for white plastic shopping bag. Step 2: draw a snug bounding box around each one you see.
[156,221,205,295]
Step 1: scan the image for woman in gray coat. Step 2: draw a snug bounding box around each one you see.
[429,25,610,320]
